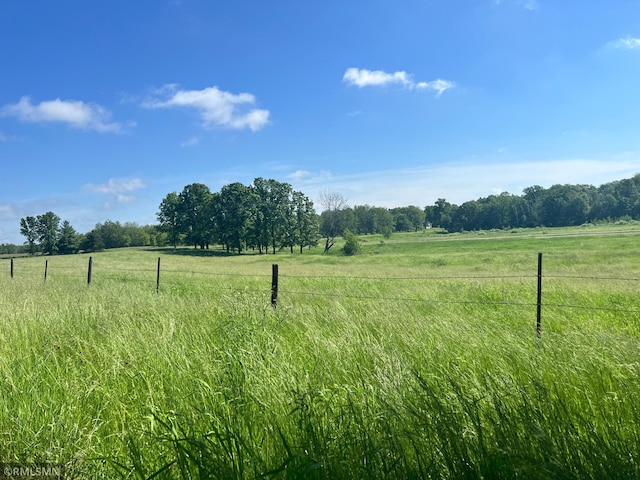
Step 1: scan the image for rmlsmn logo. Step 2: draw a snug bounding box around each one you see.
[0,463,65,480]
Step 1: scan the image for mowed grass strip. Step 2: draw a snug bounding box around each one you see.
[0,226,639,478]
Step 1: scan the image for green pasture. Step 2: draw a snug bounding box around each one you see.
[1,225,639,478]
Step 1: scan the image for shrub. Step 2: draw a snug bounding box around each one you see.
[342,229,361,255]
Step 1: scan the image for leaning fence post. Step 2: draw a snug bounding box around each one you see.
[156,257,161,294]
[271,264,279,309]
[87,256,93,286]
[537,252,542,337]
[10,258,14,278]
[44,260,48,282]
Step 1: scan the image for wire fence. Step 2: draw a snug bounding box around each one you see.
[3,254,640,332]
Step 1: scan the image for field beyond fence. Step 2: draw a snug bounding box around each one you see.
[1,228,640,478]
[3,245,639,337]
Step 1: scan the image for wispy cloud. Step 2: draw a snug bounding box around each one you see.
[83,178,147,211]
[83,178,146,196]
[415,79,456,97]
[343,68,455,96]
[0,203,19,221]
[494,0,539,11]
[0,96,132,133]
[611,36,640,50]
[142,84,270,131]
[181,136,200,147]
[287,169,333,183]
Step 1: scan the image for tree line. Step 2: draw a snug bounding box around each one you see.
[157,183,428,254]
[426,174,640,232]
[7,173,639,256]
[8,213,166,255]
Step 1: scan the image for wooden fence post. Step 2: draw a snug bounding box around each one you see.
[44,260,48,282]
[271,264,279,309]
[10,258,14,278]
[87,256,93,286]
[537,252,542,337]
[156,257,161,294]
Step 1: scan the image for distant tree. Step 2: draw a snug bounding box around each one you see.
[428,198,456,230]
[393,212,412,232]
[178,183,212,249]
[522,185,545,226]
[81,229,105,252]
[57,220,79,254]
[35,211,61,255]
[538,184,593,227]
[144,225,168,247]
[97,220,129,249]
[123,222,151,246]
[371,207,394,237]
[19,216,39,254]
[157,192,181,248]
[319,190,348,253]
[392,206,425,231]
[215,182,254,253]
[251,178,294,254]
[0,243,20,255]
[292,190,319,253]
[353,205,374,234]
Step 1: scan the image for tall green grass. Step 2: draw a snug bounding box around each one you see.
[1,227,639,478]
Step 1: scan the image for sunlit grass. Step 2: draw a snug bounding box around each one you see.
[1,226,640,478]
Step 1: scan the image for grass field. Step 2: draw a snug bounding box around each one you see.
[1,225,640,478]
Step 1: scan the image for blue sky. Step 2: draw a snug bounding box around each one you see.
[1,0,639,244]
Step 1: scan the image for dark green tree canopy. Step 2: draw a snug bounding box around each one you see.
[157,178,320,254]
[425,174,640,232]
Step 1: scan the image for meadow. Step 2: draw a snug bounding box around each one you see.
[1,224,639,478]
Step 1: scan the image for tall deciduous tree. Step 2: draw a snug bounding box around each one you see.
[215,182,254,254]
[292,190,319,253]
[178,183,212,249]
[251,178,294,254]
[157,192,181,248]
[19,216,39,254]
[36,211,60,255]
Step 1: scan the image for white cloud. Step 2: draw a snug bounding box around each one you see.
[83,178,146,195]
[0,96,130,133]
[181,136,200,147]
[143,84,270,131]
[415,79,455,97]
[612,37,640,50]
[343,68,454,96]
[343,68,412,88]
